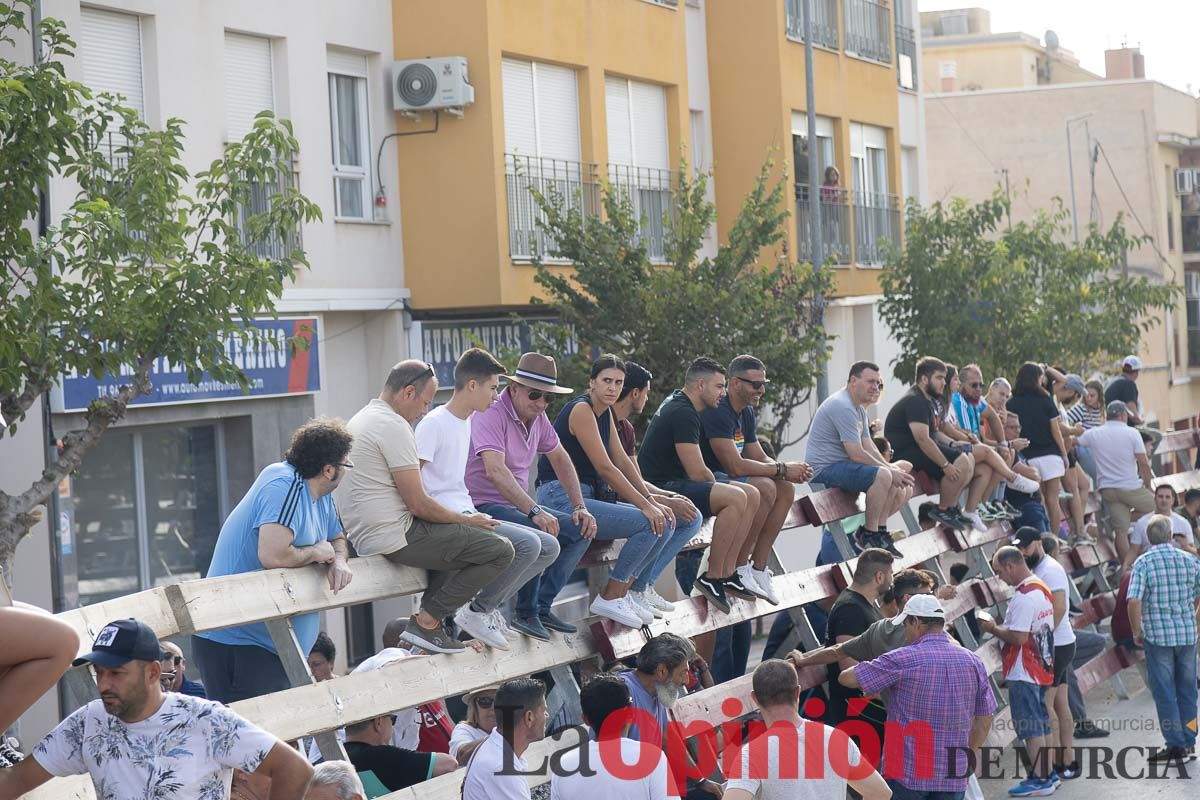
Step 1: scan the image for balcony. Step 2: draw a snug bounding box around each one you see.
[505,154,601,261]
[896,24,917,89]
[852,190,901,264]
[1183,190,1200,257]
[234,168,303,261]
[844,0,892,64]
[795,185,851,265]
[785,0,839,50]
[608,164,676,263]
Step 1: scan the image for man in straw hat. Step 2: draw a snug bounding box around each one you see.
[467,352,600,641]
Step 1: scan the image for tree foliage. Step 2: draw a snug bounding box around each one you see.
[0,2,321,567]
[526,160,833,449]
[878,191,1178,383]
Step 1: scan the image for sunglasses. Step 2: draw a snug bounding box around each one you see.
[404,363,435,389]
[526,389,546,402]
[473,696,495,708]
[735,375,769,390]
[967,382,983,389]
[387,714,398,725]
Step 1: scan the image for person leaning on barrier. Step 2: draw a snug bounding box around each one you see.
[336,360,515,655]
[342,705,457,793]
[462,678,549,800]
[193,417,355,704]
[157,639,206,698]
[1075,401,1155,566]
[0,618,314,800]
[305,761,365,800]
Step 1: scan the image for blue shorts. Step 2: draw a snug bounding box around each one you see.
[1008,680,1051,740]
[713,471,748,484]
[812,462,879,493]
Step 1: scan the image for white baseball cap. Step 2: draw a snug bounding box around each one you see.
[1122,356,1143,371]
[892,593,946,624]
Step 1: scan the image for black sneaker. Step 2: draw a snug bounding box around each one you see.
[538,612,578,634]
[929,506,966,531]
[400,615,467,654]
[946,506,975,529]
[1074,719,1110,739]
[1147,746,1191,764]
[866,529,903,559]
[694,574,732,614]
[1056,761,1082,779]
[724,573,759,601]
[1002,501,1022,518]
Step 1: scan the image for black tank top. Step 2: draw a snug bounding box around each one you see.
[536,394,612,487]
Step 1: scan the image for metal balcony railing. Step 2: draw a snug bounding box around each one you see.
[852,190,901,264]
[608,164,676,263]
[785,0,840,50]
[896,24,917,89]
[234,168,303,261]
[844,0,892,64]
[505,154,601,260]
[795,185,851,265]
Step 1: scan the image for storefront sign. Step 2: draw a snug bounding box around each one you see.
[52,317,321,412]
[420,317,576,388]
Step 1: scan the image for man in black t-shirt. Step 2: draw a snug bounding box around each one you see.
[638,357,758,614]
[343,712,456,792]
[1104,356,1143,426]
[823,547,894,767]
[700,354,813,607]
[883,356,979,531]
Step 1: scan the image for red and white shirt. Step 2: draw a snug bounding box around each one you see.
[1001,575,1055,685]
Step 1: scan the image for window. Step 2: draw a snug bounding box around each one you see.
[328,51,372,220]
[605,76,672,261]
[79,7,144,157]
[850,122,898,264]
[1187,271,1200,367]
[225,32,274,142]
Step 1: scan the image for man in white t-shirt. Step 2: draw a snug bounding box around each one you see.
[1013,527,1079,780]
[0,618,312,800]
[463,678,548,800]
[723,660,889,800]
[551,674,669,800]
[1126,484,1195,568]
[1077,402,1154,565]
[415,348,560,649]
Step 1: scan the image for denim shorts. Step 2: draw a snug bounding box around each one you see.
[712,471,748,484]
[1008,680,1051,740]
[812,462,879,493]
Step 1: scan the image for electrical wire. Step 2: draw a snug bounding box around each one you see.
[1095,140,1177,281]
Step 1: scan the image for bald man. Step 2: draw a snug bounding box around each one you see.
[159,641,207,698]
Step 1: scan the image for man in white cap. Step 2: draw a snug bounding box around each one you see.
[840,594,996,799]
[1105,356,1144,426]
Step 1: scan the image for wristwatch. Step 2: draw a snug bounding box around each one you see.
[527,504,545,520]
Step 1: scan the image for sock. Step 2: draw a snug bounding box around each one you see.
[469,601,486,614]
[876,527,889,535]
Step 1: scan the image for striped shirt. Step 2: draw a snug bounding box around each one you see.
[1127,543,1200,647]
[1066,402,1103,430]
[950,392,985,437]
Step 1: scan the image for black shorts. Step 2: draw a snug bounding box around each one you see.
[895,443,963,482]
[1053,642,1076,687]
[661,479,715,518]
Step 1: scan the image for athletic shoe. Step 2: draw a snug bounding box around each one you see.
[539,612,578,634]
[977,503,999,521]
[625,594,655,624]
[590,595,644,628]
[751,566,780,605]
[1047,771,1061,788]
[641,586,675,613]
[929,506,966,531]
[724,572,760,601]
[490,609,520,641]
[865,529,904,558]
[1008,474,1041,494]
[0,739,23,769]
[454,606,509,650]
[1007,776,1056,796]
[509,616,551,642]
[1056,762,1081,780]
[946,506,975,529]
[736,564,770,600]
[1074,719,1110,739]
[1148,746,1193,764]
[963,510,988,532]
[693,574,732,614]
[628,590,664,619]
[400,616,468,654]
[1002,501,1023,517]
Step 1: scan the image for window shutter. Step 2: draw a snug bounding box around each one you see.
[224,33,274,142]
[502,58,536,157]
[327,49,368,77]
[533,63,580,163]
[605,76,633,166]
[79,7,144,116]
[630,80,668,171]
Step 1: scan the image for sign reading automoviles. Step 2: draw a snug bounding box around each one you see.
[51,317,321,413]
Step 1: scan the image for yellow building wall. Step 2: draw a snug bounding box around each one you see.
[394,0,688,312]
[923,41,1039,90]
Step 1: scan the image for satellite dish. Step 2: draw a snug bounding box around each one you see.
[1045,30,1060,50]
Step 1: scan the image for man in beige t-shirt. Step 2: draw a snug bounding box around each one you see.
[337,361,514,654]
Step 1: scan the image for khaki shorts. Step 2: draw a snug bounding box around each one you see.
[1099,486,1155,536]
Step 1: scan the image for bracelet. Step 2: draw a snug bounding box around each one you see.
[775,462,786,479]
[573,504,588,512]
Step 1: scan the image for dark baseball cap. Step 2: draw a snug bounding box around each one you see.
[1010,526,1042,549]
[73,618,166,668]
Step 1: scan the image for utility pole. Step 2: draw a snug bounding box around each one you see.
[1065,113,1092,243]
[803,0,828,404]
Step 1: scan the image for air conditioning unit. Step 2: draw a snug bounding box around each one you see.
[1177,168,1195,196]
[392,57,475,113]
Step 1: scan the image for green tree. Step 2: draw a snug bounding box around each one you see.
[525,160,833,450]
[0,3,320,568]
[879,191,1178,383]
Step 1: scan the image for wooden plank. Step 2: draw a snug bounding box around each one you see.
[798,488,861,526]
[25,775,94,800]
[976,637,1003,675]
[1070,591,1117,630]
[983,704,1014,749]
[943,577,1008,623]
[1076,646,1134,695]
[1153,470,1200,493]
[668,664,828,729]
[1152,429,1200,458]
[1066,543,1101,571]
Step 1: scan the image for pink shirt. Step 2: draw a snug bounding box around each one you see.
[465,390,560,507]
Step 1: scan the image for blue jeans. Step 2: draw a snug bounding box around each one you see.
[631,508,704,593]
[1008,681,1051,740]
[1143,641,1199,748]
[886,781,963,800]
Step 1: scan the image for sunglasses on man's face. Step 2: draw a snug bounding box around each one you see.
[967,382,983,389]
[526,389,546,402]
[735,376,769,390]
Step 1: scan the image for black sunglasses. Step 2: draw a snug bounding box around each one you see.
[404,363,435,389]
[734,375,769,390]
[526,389,546,402]
[474,696,495,708]
[967,382,983,389]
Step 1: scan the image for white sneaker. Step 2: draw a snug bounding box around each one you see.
[736,564,770,600]
[964,510,987,532]
[629,590,664,619]
[1008,474,1040,494]
[626,593,656,624]
[590,595,644,628]
[491,609,520,641]
[642,587,675,613]
[454,606,509,650]
[750,566,780,605]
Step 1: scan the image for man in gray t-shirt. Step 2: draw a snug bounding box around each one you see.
[806,362,914,553]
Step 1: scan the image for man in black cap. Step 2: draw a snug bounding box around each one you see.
[0,618,314,800]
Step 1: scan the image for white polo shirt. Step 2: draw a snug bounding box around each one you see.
[1077,422,1144,491]
[462,729,530,800]
[551,737,668,800]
